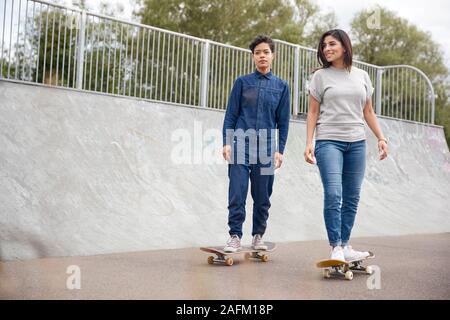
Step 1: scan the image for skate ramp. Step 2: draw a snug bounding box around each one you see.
[1,80,449,260]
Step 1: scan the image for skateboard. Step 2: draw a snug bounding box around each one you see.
[200,242,276,266]
[316,251,375,280]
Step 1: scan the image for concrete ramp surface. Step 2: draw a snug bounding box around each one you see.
[1,81,449,261]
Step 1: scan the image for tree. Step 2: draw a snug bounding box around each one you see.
[302,11,338,48]
[351,6,450,144]
[135,0,336,48]
[1,7,78,86]
[134,0,338,109]
[351,6,448,81]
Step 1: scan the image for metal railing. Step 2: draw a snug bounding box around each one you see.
[271,40,435,124]
[0,0,436,124]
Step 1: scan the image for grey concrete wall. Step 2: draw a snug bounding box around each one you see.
[1,80,449,261]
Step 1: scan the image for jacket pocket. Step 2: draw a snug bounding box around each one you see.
[266,89,281,110]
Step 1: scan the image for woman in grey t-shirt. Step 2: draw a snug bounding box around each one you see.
[304,29,388,262]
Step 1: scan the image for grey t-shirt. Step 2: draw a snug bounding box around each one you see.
[308,65,374,142]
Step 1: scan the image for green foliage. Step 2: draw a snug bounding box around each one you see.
[351,6,448,81]
[351,6,450,145]
[136,0,337,49]
[434,82,450,146]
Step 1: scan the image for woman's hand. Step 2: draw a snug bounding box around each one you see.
[364,100,388,161]
[304,143,316,164]
[378,140,388,160]
[274,152,283,169]
[222,145,231,162]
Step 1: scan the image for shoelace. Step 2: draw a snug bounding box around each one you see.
[228,236,240,247]
[253,235,263,244]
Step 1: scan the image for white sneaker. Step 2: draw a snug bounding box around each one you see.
[223,235,241,252]
[330,246,345,262]
[343,245,370,261]
[252,234,268,250]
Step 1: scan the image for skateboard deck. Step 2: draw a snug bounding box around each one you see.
[200,242,276,266]
[316,251,375,280]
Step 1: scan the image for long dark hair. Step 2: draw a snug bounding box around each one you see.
[317,29,353,71]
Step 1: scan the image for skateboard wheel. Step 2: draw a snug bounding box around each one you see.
[207,256,214,265]
[244,252,251,260]
[365,266,373,275]
[225,257,233,266]
[323,269,331,278]
[261,254,269,262]
[345,271,353,280]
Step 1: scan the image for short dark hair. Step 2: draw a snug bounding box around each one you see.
[317,29,353,70]
[249,35,275,54]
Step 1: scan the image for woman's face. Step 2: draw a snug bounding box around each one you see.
[322,35,345,63]
[252,42,274,70]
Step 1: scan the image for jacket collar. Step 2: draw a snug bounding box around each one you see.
[254,69,273,79]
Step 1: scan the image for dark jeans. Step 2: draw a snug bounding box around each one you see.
[227,162,274,238]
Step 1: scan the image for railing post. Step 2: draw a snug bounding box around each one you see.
[431,93,435,124]
[293,45,300,116]
[200,40,210,108]
[76,10,86,90]
[375,68,383,115]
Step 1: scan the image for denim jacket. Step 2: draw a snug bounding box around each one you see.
[222,70,290,154]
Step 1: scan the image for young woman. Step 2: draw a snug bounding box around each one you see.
[304,29,388,261]
[222,35,290,252]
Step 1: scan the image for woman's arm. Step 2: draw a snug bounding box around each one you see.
[363,99,388,160]
[304,96,320,164]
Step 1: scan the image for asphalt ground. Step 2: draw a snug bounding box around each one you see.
[1,233,449,300]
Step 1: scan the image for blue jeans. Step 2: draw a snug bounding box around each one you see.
[227,139,274,238]
[314,140,366,247]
